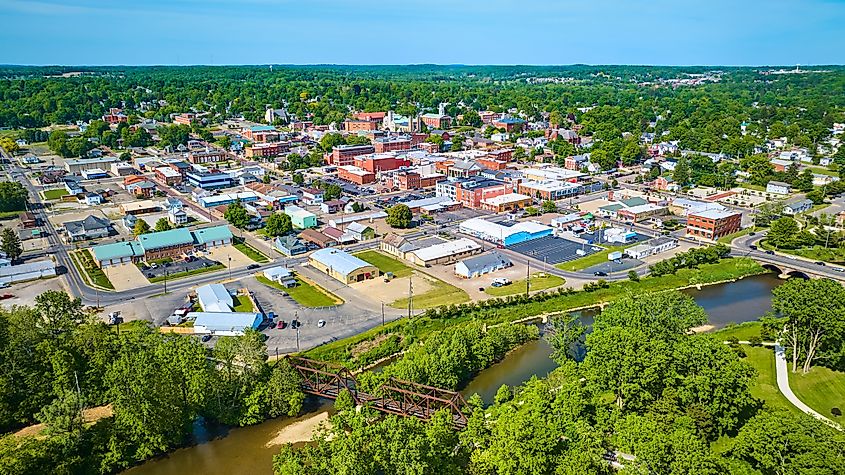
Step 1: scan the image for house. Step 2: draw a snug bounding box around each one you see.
[308,248,378,284]
[299,228,337,249]
[81,192,103,205]
[284,205,317,229]
[322,226,356,244]
[65,180,84,195]
[274,235,308,256]
[345,222,375,241]
[380,233,419,260]
[454,252,512,279]
[783,199,813,216]
[168,208,188,225]
[766,181,791,195]
[302,188,324,205]
[263,266,297,288]
[320,199,346,214]
[653,176,679,192]
[122,214,138,231]
[63,215,112,241]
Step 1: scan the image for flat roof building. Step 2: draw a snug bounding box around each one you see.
[407,238,482,266]
[309,248,378,284]
[191,312,262,336]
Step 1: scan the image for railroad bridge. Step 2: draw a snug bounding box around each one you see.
[287,356,468,429]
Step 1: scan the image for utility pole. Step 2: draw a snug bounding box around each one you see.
[382,301,385,326]
[163,269,168,294]
[408,274,413,319]
[525,259,531,297]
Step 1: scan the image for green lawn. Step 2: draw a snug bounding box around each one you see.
[555,243,636,272]
[256,275,341,307]
[390,277,471,310]
[42,188,68,200]
[355,250,413,277]
[484,273,565,297]
[233,238,270,263]
[806,165,839,177]
[70,250,114,290]
[740,183,766,192]
[0,210,22,220]
[146,264,225,283]
[718,226,757,245]
[789,365,845,423]
[742,346,802,414]
[231,295,255,313]
[712,321,763,342]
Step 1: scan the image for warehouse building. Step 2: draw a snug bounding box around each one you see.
[459,218,553,246]
[196,283,233,312]
[308,248,378,284]
[454,252,512,279]
[624,236,678,260]
[0,259,57,285]
[191,312,262,336]
[407,238,482,266]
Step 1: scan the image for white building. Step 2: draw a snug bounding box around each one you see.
[454,252,512,279]
[407,238,482,266]
[196,283,233,313]
[624,237,678,259]
[766,181,791,195]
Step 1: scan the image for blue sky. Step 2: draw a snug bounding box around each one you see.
[1,0,844,66]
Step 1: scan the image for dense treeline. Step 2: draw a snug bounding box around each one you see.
[0,291,304,474]
[2,66,844,155]
[648,244,731,276]
[275,292,845,474]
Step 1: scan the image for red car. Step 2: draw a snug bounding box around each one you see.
[276,320,287,329]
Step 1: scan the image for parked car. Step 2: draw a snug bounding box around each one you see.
[276,320,287,329]
[247,264,260,270]
[317,319,326,328]
[201,335,212,343]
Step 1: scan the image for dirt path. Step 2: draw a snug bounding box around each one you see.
[13,405,113,437]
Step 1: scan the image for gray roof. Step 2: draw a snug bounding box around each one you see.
[64,215,111,234]
[310,248,374,276]
[457,251,512,274]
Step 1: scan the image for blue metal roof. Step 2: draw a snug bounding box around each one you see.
[193,225,233,245]
[137,228,194,251]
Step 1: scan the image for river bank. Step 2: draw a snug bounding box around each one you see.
[125,271,782,475]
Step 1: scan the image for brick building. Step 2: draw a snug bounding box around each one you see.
[354,153,411,173]
[337,165,376,185]
[102,108,128,124]
[343,120,378,132]
[373,136,412,153]
[436,177,510,210]
[245,142,290,158]
[242,125,279,143]
[421,113,452,129]
[188,149,228,164]
[329,144,375,166]
[686,208,742,241]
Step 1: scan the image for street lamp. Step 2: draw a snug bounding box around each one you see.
[228,255,232,280]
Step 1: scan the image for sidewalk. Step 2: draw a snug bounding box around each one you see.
[774,342,841,430]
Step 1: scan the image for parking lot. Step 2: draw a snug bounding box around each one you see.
[138,257,220,280]
[509,235,600,265]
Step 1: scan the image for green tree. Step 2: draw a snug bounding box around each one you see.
[224,199,250,229]
[0,227,22,262]
[292,173,304,186]
[524,206,540,216]
[548,313,586,364]
[0,181,28,212]
[767,217,813,249]
[673,156,690,185]
[133,218,151,236]
[541,200,557,213]
[154,217,172,232]
[264,212,293,237]
[386,204,413,229]
[322,183,342,201]
[459,109,482,127]
[773,278,845,373]
[319,133,346,152]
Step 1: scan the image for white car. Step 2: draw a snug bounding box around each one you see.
[317,319,326,328]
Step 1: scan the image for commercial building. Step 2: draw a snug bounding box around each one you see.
[337,165,376,185]
[517,180,581,201]
[459,218,553,246]
[284,205,317,229]
[407,238,482,266]
[766,181,791,195]
[197,191,260,208]
[91,224,233,267]
[0,259,57,285]
[191,312,262,336]
[454,251,512,278]
[492,116,526,132]
[242,125,279,143]
[617,203,668,223]
[481,193,533,213]
[196,283,233,312]
[155,166,183,185]
[421,113,452,129]
[354,153,411,173]
[245,142,290,158]
[187,149,228,164]
[64,157,119,174]
[373,136,412,154]
[686,208,742,241]
[344,119,379,132]
[120,200,161,216]
[783,199,813,216]
[329,144,375,166]
[380,233,420,260]
[186,170,233,190]
[624,237,679,260]
[308,248,378,284]
[395,171,445,190]
[436,177,510,210]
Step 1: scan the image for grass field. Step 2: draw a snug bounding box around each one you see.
[740,183,767,192]
[42,188,68,200]
[256,275,341,307]
[147,264,225,283]
[0,210,22,220]
[484,273,565,297]
[70,250,114,290]
[789,364,845,423]
[742,346,801,414]
[390,277,471,309]
[717,226,757,245]
[712,321,764,342]
[231,295,255,313]
[233,238,270,263]
[555,243,634,272]
[355,250,413,277]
